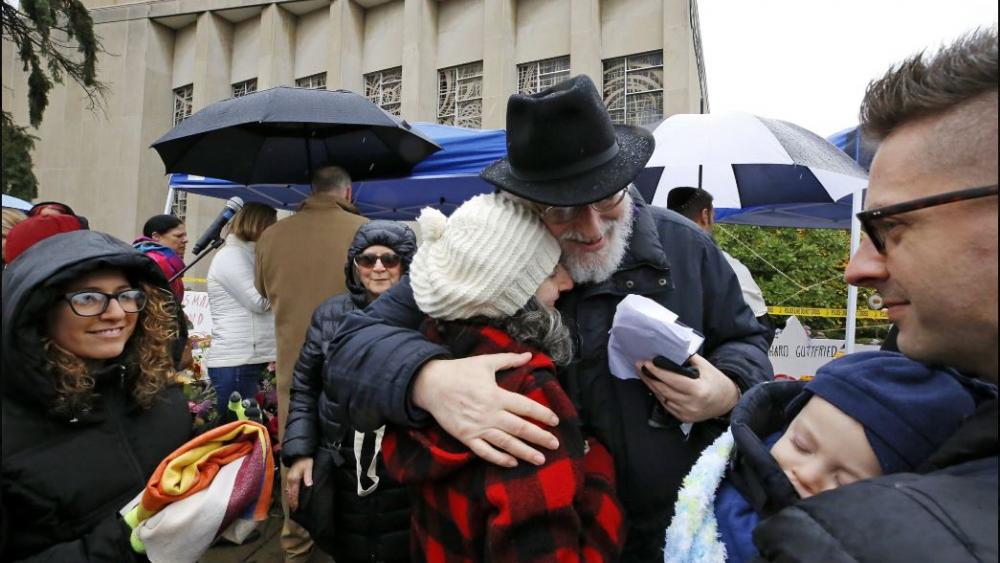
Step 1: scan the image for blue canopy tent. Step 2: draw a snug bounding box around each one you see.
[827,125,878,172]
[169,122,871,225]
[167,123,506,220]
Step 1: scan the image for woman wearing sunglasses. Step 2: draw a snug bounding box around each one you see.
[1,230,192,561]
[282,220,417,563]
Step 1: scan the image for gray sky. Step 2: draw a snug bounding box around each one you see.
[698,0,998,137]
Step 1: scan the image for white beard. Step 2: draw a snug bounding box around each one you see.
[559,193,635,284]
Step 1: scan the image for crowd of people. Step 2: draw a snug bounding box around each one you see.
[0,27,996,563]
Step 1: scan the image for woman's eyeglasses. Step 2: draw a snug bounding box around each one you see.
[857,184,998,253]
[354,253,401,269]
[63,289,148,317]
[538,187,629,224]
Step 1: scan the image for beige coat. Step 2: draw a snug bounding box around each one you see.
[255,193,368,438]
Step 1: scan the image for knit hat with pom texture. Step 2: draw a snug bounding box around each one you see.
[410,193,561,320]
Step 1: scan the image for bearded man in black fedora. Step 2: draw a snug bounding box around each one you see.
[323,75,771,561]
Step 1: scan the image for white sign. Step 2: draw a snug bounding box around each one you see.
[768,316,878,380]
[182,291,212,336]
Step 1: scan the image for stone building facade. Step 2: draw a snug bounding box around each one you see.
[2,0,708,283]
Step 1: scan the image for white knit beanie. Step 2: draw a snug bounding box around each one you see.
[410,193,561,320]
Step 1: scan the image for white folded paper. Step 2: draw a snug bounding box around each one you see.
[608,294,704,381]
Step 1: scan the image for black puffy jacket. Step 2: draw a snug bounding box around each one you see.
[727,381,804,518]
[1,231,192,562]
[325,195,773,562]
[283,220,415,563]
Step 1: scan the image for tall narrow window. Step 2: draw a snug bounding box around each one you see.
[170,84,194,221]
[232,78,257,98]
[364,67,402,116]
[517,56,570,95]
[437,61,483,128]
[296,73,327,90]
[172,84,194,125]
[602,51,664,127]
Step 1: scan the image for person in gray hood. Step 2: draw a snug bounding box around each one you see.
[282,220,417,563]
[1,230,192,562]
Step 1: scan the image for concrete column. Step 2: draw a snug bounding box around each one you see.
[481,0,516,129]
[400,0,437,122]
[662,0,695,116]
[570,0,602,84]
[192,12,233,110]
[327,0,365,93]
[186,11,234,281]
[134,20,178,237]
[258,4,296,89]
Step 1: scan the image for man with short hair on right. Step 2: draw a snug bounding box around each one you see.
[256,165,368,562]
[753,28,998,561]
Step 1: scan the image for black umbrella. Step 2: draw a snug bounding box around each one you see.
[151,86,442,185]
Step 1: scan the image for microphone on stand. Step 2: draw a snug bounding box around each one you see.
[191,197,244,255]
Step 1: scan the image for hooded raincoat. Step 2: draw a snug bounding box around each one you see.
[1,231,192,562]
[282,220,417,563]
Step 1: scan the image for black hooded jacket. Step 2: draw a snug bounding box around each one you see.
[752,381,998,563]
[282,220,416,563]
[727,381,804,518]
[1,231,192,562]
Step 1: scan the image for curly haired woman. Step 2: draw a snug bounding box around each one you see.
[1,230,192,562]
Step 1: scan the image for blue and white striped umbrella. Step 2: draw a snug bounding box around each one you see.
[2,194,32,211]
[643,111,868,228]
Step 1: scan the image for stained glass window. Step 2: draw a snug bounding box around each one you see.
[517,56,570,95]
[437,61,483,128]
[232,78,257,98]
[296,73,327,90]
[602,51,664,127]
[170,84,194,221]
[364,67,402,116]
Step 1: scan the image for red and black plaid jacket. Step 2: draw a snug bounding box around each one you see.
[382,321,625,563]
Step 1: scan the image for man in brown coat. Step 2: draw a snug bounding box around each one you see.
[256,165,368,562]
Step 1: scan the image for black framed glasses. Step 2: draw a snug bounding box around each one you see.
[538,187,629,224]
[63,289,148,317]
[354,253,401,269]
[857,184,998,253]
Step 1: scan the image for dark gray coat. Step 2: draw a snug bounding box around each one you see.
[282,221,416,563]
[324,196,772,561]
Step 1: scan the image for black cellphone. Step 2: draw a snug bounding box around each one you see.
[650,355,700,379]
[643,355,699,429]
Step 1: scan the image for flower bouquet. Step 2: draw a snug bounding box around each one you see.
[256,362,280,455]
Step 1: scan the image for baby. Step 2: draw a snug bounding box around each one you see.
[664,351,978,563]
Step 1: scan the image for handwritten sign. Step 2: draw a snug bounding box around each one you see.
[181,291,213,336]
[769,316,878,380]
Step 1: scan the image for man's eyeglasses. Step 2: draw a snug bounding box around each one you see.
[354,253,401,269]
[63,289,148,317]
[856,184,998,253]
[538,187,629,224]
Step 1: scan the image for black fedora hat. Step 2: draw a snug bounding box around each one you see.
[481,75,655,207]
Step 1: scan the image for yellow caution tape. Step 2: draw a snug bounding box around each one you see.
[769,306,888,320]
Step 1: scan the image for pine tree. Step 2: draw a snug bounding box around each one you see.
[2,0,106,199]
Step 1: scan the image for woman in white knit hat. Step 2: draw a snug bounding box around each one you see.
[381,192,626,562]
